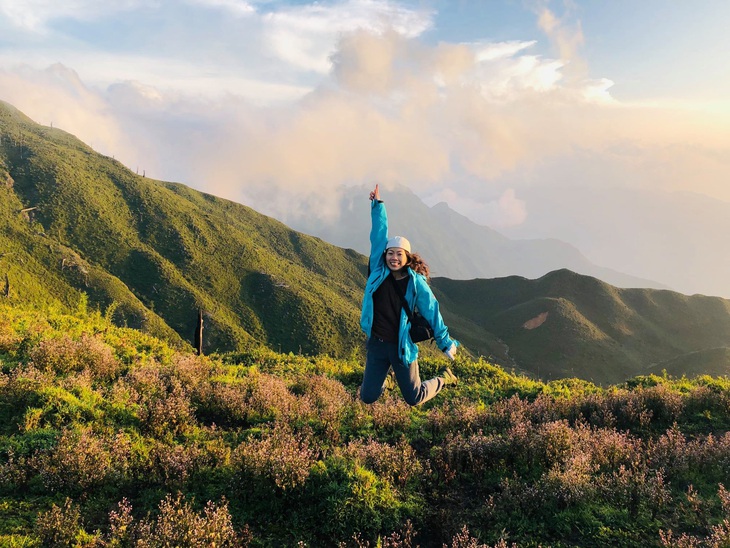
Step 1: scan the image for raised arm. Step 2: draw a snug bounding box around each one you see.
[369,184,388,268]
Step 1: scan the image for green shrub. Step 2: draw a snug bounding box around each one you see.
[305,457,418,544]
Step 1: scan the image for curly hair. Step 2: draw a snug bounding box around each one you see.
[407,252,430,280]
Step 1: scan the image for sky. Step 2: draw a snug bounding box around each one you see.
[1,0,730,230]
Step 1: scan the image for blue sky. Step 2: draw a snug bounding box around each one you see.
[1,0,729,229]
[398,1,730,103]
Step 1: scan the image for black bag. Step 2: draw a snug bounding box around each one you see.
[409,311,435,343]
[388,274,434,343]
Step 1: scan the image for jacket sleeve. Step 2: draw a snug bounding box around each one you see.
[369,200,388,271]
[413,275,456,352]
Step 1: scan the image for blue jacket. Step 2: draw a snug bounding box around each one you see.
[360,200,457,367]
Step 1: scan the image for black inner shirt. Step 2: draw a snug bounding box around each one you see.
[371,274,409,342]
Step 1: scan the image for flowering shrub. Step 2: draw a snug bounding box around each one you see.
[340,520,417,547]
[368,395,412,437]
[107,497,134,546]
[100,494,250,547]
[542,451,598,507]
[193,381,248,427]
[34,497,81,547]
[244,372,309,424]
[0,448,29,490]
[232,423,316,491]
[5,304,730,546]
[426,399,490,439]
[660,484,730,547]
[149,441,203,489]
[168,353,218,388]
[123,364,196,436]
[346,437,422,487]
[447,526,518,548]
[136,493,242,547]
[294,374,352,442]
[30,333,120,380]
[32,426,131,493]
[1,364,52,423]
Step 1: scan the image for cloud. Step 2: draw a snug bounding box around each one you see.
[191,28,637,223]
[1,1,729,230]
[262,0,434,73]
[186,0,256,17]
[533,1,586,80]
[0,0,143,31]
[474,40,536,62]
[536,3,584,62]
[0,64,133,160]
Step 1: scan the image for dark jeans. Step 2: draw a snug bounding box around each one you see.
[360,337,443,406]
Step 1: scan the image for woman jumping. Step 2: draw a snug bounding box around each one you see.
[359,184,458,405]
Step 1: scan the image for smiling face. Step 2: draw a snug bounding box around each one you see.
[385,247,408,272]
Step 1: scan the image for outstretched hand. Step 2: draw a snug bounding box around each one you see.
[369,184,380,202]
[445,344,457,361]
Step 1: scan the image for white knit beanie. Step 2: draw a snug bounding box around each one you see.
[386,236,411,253]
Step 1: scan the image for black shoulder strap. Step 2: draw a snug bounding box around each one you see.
[388,273,414,322]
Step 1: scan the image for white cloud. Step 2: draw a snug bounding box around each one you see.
[0,0,142,31]
[0,63,134,162]
[186,0,256,17]
[262,0,434,73]
[474,40,536,62]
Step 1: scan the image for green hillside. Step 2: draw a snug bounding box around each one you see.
[0,100,366,357]
[648,347,730,378]
[432,269,730,384]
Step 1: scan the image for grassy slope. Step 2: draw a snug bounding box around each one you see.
[648,347,730,378]
[0,100,366,357]
[432,269,730,384]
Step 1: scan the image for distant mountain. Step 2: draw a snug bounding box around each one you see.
[432,269,730,384]
[286,184,666,290]
[4,99,730,385]
[500,184,730,298]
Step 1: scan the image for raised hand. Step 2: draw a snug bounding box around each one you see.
[369,184,380,202]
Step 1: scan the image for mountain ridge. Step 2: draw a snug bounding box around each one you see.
[432,269,730,383]
[286,183,668,290]
[500,184,730,298]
